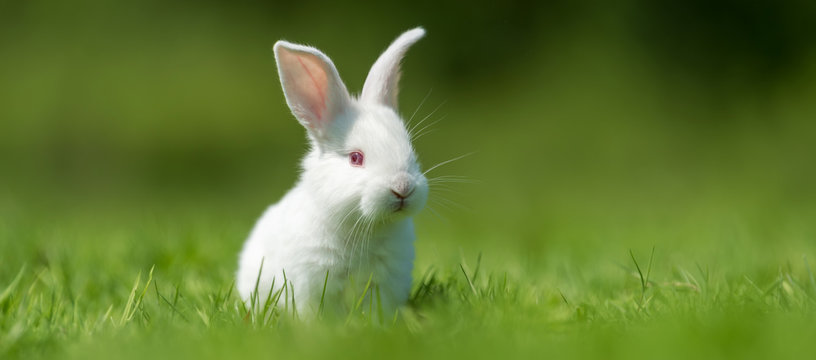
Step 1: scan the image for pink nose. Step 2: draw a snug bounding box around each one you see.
[391,187,413,199]
[391,175,414,199]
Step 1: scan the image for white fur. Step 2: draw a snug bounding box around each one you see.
[237,28,428,317]
[361,28,426,109]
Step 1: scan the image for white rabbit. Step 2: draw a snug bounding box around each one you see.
[237,28,429,317]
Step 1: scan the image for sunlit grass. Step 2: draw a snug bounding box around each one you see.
[1,200,815,359]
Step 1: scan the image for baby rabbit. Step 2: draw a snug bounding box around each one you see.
[237,28,429,317]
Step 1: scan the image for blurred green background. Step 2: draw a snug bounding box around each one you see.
[3,0,815,257]
[3,0,816,273]
[1,0,816,357]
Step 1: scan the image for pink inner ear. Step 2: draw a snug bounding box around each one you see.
[294,55,327,122]
[276,42,351,135]
[278,47,333,128]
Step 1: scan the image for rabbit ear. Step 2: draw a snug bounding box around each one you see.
[360,27,425,110]
[274,41,351,140]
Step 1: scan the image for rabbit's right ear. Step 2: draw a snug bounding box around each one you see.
[274,41,351,141]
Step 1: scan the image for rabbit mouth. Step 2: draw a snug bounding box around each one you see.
[390,187,415,213]
[394,199,408,212]
[392,197,420,214]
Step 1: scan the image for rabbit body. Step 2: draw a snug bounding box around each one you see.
[237,28,429,316]
[237,184,416,315]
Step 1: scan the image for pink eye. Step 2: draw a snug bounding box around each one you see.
[349,151,364,167]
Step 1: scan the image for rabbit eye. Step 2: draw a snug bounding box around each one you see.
[349,151,364,167]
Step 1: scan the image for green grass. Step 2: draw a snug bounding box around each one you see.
[2,196,816,359]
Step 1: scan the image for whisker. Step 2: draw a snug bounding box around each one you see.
[424,205,450,223]
[428,175,479,183]
[429,186,460,195]
[358,218,369,261]
[407,88,433,125]
[412,115,446,141]
[356,216,376,268]
[345,212,367,258]
[432,196,469,211]
[428,179,479,186]
[408,100,447,138]
[337,205,360,230]
[413,128,438,142]
[423,152,475,176]
[364,218,376,260]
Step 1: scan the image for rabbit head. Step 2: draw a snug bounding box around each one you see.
[273,28,429,223]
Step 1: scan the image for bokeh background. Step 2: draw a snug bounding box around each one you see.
[2,0,816,305]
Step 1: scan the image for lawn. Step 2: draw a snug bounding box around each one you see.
[2,189,816,359]
[2,1,816,359]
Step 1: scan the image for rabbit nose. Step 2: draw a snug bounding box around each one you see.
[391,187,414,199]
[391,175,414,199]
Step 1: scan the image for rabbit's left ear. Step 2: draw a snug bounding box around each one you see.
[274,41,351,141]
[360,27,425,110]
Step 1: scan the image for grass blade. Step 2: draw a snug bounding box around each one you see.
[804,255,816,294]
[0,265,25,305]
[346,273,374,325]
[318,269,329,318]
[460,264,478,297]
